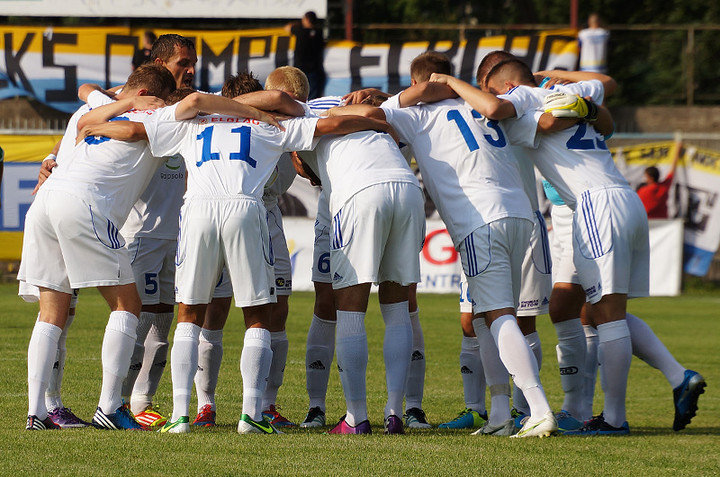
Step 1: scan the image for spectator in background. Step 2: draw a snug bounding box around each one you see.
[285,11,326,99]
[578,13,609,73]
[0,146,4,208]
[132,31,157,70]
[637,142,682,219]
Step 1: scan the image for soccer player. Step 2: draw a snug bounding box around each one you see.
[19,64,177,430]
[434,59,705,434]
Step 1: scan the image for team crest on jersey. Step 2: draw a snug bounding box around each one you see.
[164,154,183,170]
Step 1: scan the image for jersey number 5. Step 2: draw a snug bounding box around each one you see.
[196,125,258,168]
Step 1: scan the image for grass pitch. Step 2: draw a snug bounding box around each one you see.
[0,283,718,476]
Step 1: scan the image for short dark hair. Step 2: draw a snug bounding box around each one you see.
[124,63,176,98]
[476,50,515,88]
[222,72,263,98]
[304,11,318,25]
[485,58,536,88]
[166,87,196,105]
[151,34,195,63]
[645,166,660,183]
[410,51,452,83]
[144,31,157,45]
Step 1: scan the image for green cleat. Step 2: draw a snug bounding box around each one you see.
[159,416,190,434]
[237,414,282,434]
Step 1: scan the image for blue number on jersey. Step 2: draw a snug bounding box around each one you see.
[448,109,507,151]
[566,122,607,151]
[230,126,257,168]
[196,126,220,166]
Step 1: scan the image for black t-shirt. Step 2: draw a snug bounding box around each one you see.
[291,25,325,72]
[132,48,152,69]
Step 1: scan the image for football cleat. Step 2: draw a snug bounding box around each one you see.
[438,408,487,429]
[134,405,167,428]
[384,415,404,435]
[328,415,372,434]
[564,414,629,436]
[262,404,296,427]
[511,408,527,429]
[92,406,146,430]
[471,418,516,436]
[511,411,558,438]
[47,407,90,428]
[26,415,60,430]
[237,414,281,434]
[555,410,583,432]
[159,416,191,434]
[192,404,217,427]
[300,407,326,428]
[673,369,706,431]
[403,407,431,429]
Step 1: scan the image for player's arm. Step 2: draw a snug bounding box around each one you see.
[537,114,581,133]
[78,83,116,102]
[314,115,398,142]
[290,151,321,186]
[76,96,165,131]
[396,81,457,107]
[323,104,387,121]
[534,70,617,97]
[232,90,305,117]
[32,140,61,194]
[174,92,283,129]
[77,121,148,144]
[429,73,516,120]
[342,88,391,105]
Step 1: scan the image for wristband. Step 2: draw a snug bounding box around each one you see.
[44,153,57,162]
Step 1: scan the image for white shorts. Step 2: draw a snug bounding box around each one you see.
[517,211,552,317]
[459,273,473,314]
[550,204,579,285]
[573,186,650,303]
[212,267,233,299]
[330,182,424,289]
[312,191,332,284]
[127,237,176,305]
[175,198,276,307]
[18,189,134,295]
[268,204,292,296]
[18,282,79,308]
[457,217,532,314]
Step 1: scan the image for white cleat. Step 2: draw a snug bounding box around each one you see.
[510,410,558,438]
[471,418,516,436]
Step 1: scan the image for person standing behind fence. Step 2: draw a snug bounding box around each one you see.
[286,11,326,99]
[132,31,158,70]
[578,13,609,73]
[636,141,681,219]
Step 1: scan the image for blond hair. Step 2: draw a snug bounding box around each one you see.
[265,66,310,102]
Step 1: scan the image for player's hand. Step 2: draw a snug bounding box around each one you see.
[76,125,96,144]
[541,77,572,89]
[290,151,321,186]
[32,158,57,195]
[132,95,165,111]
[343,88,384,105]
[429,73,452,85]
[257,111,285,131]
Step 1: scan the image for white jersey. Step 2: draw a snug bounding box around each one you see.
[53,90,114,167]
[143,104,319,201]
[578,28,610,73]
[307,95,346,113]
[42,108,165,228]
[501,81,628,209]
[382,97,535,246]
[262,153,297,210]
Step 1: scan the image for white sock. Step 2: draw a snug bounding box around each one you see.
[554,318,586,417]
[263,331,289,410]
[513,331,542,416]
[626,313,686,388]
[45,312,74,411]
[195,328,223,413]
[28,321,63,419]
[131,311,173,414]
[581,325,599,421]
[380,301,412,418]
[122,311,153,403]
[472,318,511,426]
[405,309,426,411]
[98,311,138,415]
[240,327,273,421]
[598,320,632,428]
[335,310,368,426]
[459,336,486,414]
[305,315,336,411]
[170,322,201,421]
[490,314,551,418]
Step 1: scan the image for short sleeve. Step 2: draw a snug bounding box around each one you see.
[382,106,420,144]
[380,93,402,111]
[87,90,115,109]
[279,116,320,152]
[143,104,192,158]
[502,113,539,149]
[557,80,605,105]
[499,86,540,118]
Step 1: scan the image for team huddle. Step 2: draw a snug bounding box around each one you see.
[19,34,706,436]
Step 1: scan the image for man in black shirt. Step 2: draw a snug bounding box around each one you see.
[132,31,158,70]
[286,11,326,99]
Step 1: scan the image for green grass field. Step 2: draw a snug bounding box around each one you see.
[1,283,718,475]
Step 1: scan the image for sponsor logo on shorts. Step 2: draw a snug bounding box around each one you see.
[559,366,579,375]
[460,365,473,374]
[309,360,325,370]
[333,272,343,282]
[519,299,539,310]
[411,350,425,361]
[585,285,597,297]
[541,297,549,306]
[276,277,285,287]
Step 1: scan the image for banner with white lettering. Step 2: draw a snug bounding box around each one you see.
[0,26,578,113]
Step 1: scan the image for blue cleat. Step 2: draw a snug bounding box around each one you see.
[92,406,147,430]
[438,408,487,429]
[511,408,527,430]
[673,369,706,431]
[564,414,629,436]
[555,410,583,433]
